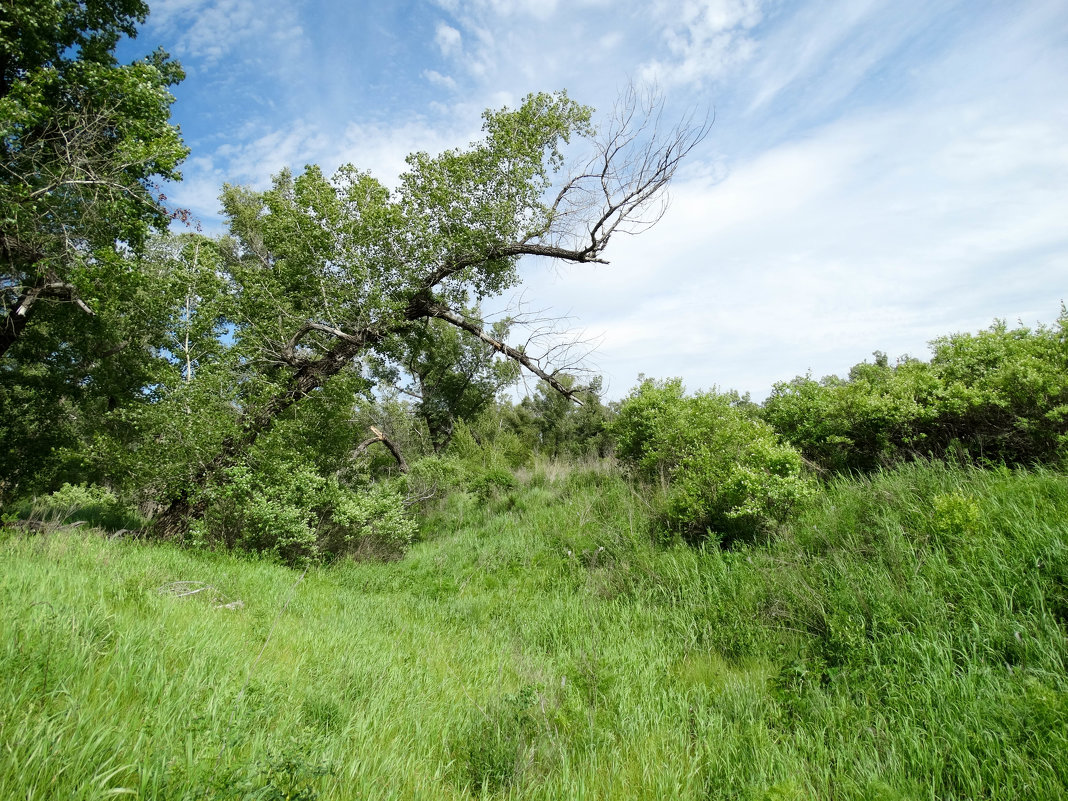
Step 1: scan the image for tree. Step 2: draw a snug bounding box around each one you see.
[372,314,520,452]
[512,375,612,459]
[0,0,187,356]
[0,232,228,503]
[153,89,707,537]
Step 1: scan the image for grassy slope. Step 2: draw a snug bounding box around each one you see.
[1,461,1067,800]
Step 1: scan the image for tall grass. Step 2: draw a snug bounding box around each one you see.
[1,460,1065,798]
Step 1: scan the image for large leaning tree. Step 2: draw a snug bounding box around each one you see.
[0,0,187,356]
[154,89,707,537]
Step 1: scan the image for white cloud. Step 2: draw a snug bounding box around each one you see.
[423,69,458,91]
[480,0,558,18]
[435,22,463,57]
[637,0,764,87]
[148,0,305,68]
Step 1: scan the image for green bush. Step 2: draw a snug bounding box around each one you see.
[192,455,416,565]
[195,459,325,564]
[467,466,519,501]
[610,379,813,546]
[441,420,525,502]
[13,483,142,531]
[763,309,1068,473]
[325,480,417,560]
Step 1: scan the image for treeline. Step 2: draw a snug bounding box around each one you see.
[6,289,1067,565]
[609,311,1068,550]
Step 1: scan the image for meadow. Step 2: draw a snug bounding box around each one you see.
[2,459,1066,799]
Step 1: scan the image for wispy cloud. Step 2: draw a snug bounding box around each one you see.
[517,0,1068,394]
[637,0,764,87]
[147,0,305,69]
[434,22,463,57]
[423,69,458,91]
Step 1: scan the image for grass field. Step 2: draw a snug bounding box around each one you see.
[2,460,1067,799]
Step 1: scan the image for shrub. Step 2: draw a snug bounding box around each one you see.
[467,466,519,502]
[324,480,417,560]
[610,379,813,546]
[193,455,417,565]
[199,459,325,564]
[763,309,1068,473]
[15,482,142,531]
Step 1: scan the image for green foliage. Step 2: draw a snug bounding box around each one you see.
[436,419,526,502]
[195,458,326,565]
[611,378,813,545]
[180,388,421,565]
[214,747,333,801]
[10,482,142,531]
[0,1,150,74]
[131,91,604,539]
[763,309,1068,473]
[453,686,544,793]
[325,480,417,559]
[0,0,188,340]
[467,465,519,502]
[191,454,417,566]
[931,490,982,542]
[509,375,614,459]
[373,315,521,451]
[0,234,231,503]
[216,91,594,370]
[0,0,191,500]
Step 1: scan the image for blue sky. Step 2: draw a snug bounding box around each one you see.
[122,0,1068,399]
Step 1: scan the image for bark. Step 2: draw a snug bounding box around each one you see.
[1,277,94,358]
[353,426,409,473]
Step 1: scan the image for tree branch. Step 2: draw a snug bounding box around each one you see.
[423,300,584,405]
[353,425,409,472]
[1,278,95,358]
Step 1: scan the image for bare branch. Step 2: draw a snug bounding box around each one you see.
[540,85,711,258]
[423,300,585,405]
[353,425,409,472]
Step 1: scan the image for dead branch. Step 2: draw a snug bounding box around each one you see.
[540,85,710,257]
[353,425,409,472]
[424,300,585,404]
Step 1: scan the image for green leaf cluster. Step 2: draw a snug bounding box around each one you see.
[763,308,1068,473]
[610,378,813,545]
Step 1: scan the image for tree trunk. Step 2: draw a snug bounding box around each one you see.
[353,426,409,472]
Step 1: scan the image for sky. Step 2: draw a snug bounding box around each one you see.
[120,0,1068,400]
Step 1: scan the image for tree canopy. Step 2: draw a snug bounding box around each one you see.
[0,0,187,356]
[149,89,706,537]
